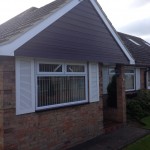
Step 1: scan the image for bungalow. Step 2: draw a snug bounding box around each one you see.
[0,0,134,149]
[102,32,150,96]
[118,32,150,91]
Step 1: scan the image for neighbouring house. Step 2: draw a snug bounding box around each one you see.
[119,32,150,91]
[102,32,150,113]
[0,0,134,149]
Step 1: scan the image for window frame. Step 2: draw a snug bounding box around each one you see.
[124,68,135,91]
[35,61,88,110]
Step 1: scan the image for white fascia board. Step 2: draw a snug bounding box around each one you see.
[90,0,135,65]
[0,0,81,56]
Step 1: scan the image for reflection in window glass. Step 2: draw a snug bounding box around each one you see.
[125,74,134,90]
[67,65,85,72]
[124,69,135,90]
[39,64,62,72]
[37,76,86,107]
[109,68,115,82]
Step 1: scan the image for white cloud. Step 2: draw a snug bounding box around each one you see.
[98,0,150,42]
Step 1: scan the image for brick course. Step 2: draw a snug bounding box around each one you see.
[0,57,104,150]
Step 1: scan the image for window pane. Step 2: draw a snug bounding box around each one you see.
[109,74,114,82]
[109,68,115,74]
[125,74,134,90]
[67,65,85,72]
[125,69,134,74]
[109,68,115,82]
[39,64,62,72]
[37,76,86,107]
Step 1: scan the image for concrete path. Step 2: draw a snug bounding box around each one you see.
[69,125,150,150]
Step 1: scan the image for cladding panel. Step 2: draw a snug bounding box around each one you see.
[15,0,129,64]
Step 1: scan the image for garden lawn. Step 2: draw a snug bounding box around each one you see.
[141,116,150,129]
[124,135,150,150]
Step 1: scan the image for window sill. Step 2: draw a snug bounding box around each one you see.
[35,101,89,112]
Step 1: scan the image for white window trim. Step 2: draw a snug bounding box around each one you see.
[35,61,88,110]
[89,63,100,102]
[135,68,141,90]
[16,57,36,115]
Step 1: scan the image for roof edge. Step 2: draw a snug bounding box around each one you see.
[0,0,82,56]
[90,0,135,65]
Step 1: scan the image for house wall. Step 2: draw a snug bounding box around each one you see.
[0,57,104,150]
[0,56,16,149]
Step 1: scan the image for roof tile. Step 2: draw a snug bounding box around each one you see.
[118,32,150,66]
[0,0,70,44]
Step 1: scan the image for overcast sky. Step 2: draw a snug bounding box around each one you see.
[0,0,150,42]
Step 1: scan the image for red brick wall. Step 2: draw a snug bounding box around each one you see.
[0,56,16,149]
[0,57,104,150]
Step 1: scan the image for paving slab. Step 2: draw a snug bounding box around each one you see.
[68,125,150,150]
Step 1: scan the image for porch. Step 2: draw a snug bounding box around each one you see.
[102,65,126,133]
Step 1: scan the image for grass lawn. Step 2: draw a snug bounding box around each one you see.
[141,116,150,129]
[124,116,150,150]
[123,135,150,150]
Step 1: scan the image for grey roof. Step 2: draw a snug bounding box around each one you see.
[0,0,70,44]
[118,32,150,66]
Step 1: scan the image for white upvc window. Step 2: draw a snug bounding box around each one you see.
[16,58,100,115]
[124,68,135,91]
[36,62,88,110]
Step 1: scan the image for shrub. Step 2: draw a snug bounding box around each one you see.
[127,100,147,120]
[127,90,150,121]
[107,75,117,108]
[136,90,150,113]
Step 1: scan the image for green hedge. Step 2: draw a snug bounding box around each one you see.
[127,90,150,121]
